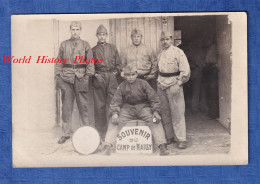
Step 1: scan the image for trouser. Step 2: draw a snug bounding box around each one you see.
[105,107,166,146]
[191,67,203,113]
[57,77,92,136]
[157,86,186,141]
[93,72,118,139]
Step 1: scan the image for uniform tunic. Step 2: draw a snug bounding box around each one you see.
[105,79,166,146]
[157,45,190,141]
[92,42,121,139]
[121,43,158,90]
[55,37,94,136]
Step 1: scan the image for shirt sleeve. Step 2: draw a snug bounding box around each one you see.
[143,81,160,113]
[177,49,191,85]
[85,43,95,76]
[109,85,124,116]
[148,47,158,77]
[55,42,64,76]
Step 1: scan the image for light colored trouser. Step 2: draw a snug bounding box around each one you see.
[157,86,186,141]
[104,107,166,146]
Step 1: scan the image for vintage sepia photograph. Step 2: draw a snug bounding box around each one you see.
[12,12,247,167]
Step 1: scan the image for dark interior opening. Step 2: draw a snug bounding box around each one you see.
[175,16,219,119]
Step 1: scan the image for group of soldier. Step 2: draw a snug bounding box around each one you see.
[55,21,191,156]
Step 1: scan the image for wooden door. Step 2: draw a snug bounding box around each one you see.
[216,16,232,130]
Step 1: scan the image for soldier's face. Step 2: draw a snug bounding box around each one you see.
[125,72,138,84]
[97,33,107,43]
[70,26,81,39]
[131,34,142,46]
[161,37,172,48]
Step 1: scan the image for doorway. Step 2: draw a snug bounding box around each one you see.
[175,15,232,130]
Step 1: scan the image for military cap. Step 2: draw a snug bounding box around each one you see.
[70,21,82,29]
[96,24,108,34]
[161,31,173,39]
[131,29,142,36]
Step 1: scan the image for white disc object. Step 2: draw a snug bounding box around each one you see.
[72,126,100,155]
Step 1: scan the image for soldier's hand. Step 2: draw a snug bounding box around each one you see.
[144,74,154,80]
[152,112,161,124]
[79,75,89,81]
[55,74,61,80]
[95,73,105,83]
[111,114,119,125]
[170,84,180,94]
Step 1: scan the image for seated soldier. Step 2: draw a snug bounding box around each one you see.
[103,65,169,156]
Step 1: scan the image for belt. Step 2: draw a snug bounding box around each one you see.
[159,71,180,77]
[127,101,145,106]
[63,64,86,69]
[96,68,114,73]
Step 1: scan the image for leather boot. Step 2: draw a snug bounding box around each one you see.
[58,136,70,144]
[177,141,188,149]
[159,144,169,156]
[103,144,112,155]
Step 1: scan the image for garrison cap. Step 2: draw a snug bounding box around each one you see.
[131,29,142,36]
[122,65,137,75]
[70,21,82,29]
[96,24,108,34]
[161,31,173,39]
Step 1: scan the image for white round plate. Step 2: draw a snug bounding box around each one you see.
[72,126,100,155]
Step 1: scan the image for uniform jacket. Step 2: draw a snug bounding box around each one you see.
[121,43,157,77]
[92,42,121,73]
[157,44,190,89]
[55,37,94,84]
[109,78,160,116]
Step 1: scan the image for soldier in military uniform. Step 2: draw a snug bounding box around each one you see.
[121,29,158,90]
[92,24,121,139]
[102,65,169,156]
[55,21,94,144]
[157,31,191,149]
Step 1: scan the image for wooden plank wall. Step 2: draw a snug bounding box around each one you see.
[109,16,174,54]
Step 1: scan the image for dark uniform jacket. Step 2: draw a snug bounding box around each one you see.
[55,37,94,84]
[92,42,121,73]
[109,78,160,116]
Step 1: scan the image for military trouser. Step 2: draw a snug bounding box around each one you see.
[191,67,203,113]
[157,86,186,141]
[104,106,166,146]
[56,76,93,136]
[93,72,118,139]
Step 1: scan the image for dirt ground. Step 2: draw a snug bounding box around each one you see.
[29,111,230,157]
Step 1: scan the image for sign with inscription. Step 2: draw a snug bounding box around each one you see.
[116,126,153,154]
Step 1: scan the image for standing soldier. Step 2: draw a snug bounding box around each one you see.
[55,21,94,144]
[121,29,157,90]
[157,31,190,149]
[92,24,121,139]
